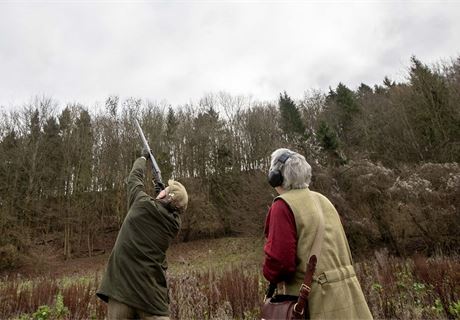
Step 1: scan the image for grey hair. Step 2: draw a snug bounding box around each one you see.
[269,148,312,190]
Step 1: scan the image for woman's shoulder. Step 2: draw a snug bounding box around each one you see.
[309,190,335,208]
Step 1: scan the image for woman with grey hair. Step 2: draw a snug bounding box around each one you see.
[263,148,372,319]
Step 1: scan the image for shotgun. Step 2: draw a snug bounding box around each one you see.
[134,119,165,191]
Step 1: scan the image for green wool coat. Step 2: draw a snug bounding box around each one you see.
[96,157,181,316]
[277,188,373,320]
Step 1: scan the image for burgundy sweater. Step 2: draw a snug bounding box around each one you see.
[263,198,297,284]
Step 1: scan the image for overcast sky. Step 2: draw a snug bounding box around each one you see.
[1,1,459,110]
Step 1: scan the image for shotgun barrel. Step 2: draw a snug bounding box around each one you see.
[134,119,164,191]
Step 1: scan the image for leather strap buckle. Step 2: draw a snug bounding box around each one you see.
[293,302,304,315]
[300,283,311,294]
[316,273,327,285]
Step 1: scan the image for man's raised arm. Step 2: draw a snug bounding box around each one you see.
[127,157,147,209]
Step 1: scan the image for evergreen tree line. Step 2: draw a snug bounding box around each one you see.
[0,56,459,267]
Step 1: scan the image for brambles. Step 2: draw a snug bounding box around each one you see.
[323,160,460,256]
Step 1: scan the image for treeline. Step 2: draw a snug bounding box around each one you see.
[1,56,459,268]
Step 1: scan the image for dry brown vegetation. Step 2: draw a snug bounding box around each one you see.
[1,249,459,319]
[315,160,460,256]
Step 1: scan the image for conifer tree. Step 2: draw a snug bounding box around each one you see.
[317,121,338,151]
[278,92,305,140]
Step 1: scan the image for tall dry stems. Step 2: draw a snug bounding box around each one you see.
[1,256,459,319]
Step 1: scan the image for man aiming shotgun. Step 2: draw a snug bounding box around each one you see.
[97,119,188,320]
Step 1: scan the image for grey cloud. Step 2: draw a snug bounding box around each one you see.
[1,2,459,109]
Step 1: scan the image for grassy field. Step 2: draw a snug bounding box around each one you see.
[1,237,459,319]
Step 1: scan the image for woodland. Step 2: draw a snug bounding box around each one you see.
[0,56,459,271]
